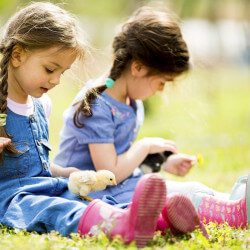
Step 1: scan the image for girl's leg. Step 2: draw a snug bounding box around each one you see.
[192,174,250,228]
[3,174,166,247]
[78,173,166,247]
[166,180,230,200]
[1,192,87,237]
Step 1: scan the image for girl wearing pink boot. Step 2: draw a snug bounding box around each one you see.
[54,4,208,238]
[0,2,179,248]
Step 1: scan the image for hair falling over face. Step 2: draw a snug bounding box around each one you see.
[0,2,87,162]
[73,4,190,128]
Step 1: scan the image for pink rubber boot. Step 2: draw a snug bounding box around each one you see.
[196,174,249,228]
[78,174,166,247]
[161,194,209,238]
[197,195,247,228]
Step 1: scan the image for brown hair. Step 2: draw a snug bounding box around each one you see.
[73,5,190,128]
[0,2,86,162]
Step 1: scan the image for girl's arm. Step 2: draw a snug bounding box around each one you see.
[50,163,80,178]
[89,137,177,184]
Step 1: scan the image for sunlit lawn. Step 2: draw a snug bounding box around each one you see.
[1,66,249,249]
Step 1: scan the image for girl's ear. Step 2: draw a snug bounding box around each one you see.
[131,60,148,77]
[10,45,27,67]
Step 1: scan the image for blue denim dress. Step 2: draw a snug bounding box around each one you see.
[0,99,109,236]
[54,80,144,203]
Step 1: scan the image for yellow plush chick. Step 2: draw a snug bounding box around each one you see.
[68,170,117,201]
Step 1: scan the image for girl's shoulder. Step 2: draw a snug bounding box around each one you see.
[72,78,111,109]
[7,95,51,119]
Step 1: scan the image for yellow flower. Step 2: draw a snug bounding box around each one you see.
[197,154,203,165]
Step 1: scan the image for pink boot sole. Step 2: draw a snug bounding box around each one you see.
[165,194,209,238]
[131,174,167,247]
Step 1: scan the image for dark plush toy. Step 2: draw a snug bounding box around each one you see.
[140,151,173,174]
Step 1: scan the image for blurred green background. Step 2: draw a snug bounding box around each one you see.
[1,0,249,192]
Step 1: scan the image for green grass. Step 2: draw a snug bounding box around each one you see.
[1,66,249,249]
[0,223,249,249]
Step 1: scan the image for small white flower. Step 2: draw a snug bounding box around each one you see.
[99,206,113,219]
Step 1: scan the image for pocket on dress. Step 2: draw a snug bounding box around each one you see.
[40,139,52,159]
[1,142,30,178]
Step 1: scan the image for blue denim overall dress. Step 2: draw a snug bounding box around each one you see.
[0,99,89,236]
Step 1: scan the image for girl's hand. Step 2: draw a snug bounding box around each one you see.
[0,138,11,153]
[162,153,196,176]
[141,137,178,154]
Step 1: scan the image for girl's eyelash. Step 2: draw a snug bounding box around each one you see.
[45,68,54,73]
